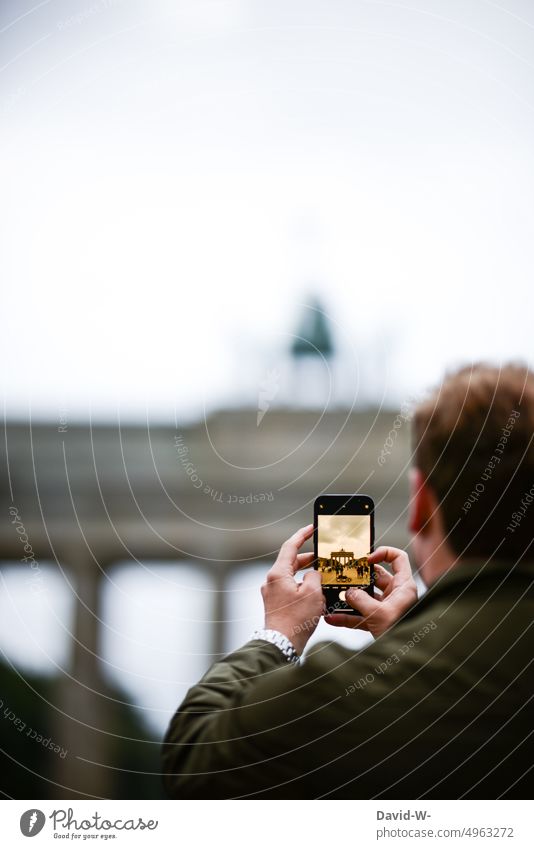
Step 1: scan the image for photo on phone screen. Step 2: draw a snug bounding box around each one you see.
[314,494,374,614]
[317,513,371,587]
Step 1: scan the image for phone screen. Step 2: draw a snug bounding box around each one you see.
[317,513,371,587]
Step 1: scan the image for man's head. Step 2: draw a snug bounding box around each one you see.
[408,363,534,585]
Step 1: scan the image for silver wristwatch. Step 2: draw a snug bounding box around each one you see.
[250,628,300,663]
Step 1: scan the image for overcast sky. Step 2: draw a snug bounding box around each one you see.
[318,513,370,558]
[2,0,534,422]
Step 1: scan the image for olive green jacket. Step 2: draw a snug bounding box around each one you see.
[162,558,534,799]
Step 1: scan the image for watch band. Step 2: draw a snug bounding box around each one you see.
[250,628,300,663]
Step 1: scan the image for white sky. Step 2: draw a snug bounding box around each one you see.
[2,0,534,422]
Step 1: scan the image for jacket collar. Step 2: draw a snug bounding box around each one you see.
[408,555,534,615]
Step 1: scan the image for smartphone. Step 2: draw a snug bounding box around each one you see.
[314,494,375,615]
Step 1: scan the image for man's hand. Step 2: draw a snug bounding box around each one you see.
[324,546,418,639]
[261,524,325,655]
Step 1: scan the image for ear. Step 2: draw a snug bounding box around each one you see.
[408,467,435,535]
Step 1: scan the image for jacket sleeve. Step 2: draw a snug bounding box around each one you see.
[161,636,381,799]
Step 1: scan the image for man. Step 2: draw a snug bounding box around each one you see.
[162,364,534,799]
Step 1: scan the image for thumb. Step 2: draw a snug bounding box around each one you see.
[301,570,322,590]
[345,587,379,617]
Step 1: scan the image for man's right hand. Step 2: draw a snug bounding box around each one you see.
[324,546,418,639]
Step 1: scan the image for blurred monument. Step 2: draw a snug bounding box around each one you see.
[0,296,411,798]
[290,296,334,406]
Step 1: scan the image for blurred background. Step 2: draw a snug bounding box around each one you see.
[1,0,533,799]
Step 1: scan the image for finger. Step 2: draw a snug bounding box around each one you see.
[268,552,315,585]
[324,613,369,630]
[368,546,404,564]
[295,552,316,570]
[300,569,322,590]
[373,564,393,593]
[345,587,381,617]
[368,547,412,580]
[278,524,314,565]
[269,524,314,579]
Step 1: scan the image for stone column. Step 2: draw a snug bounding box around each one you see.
[52,548,112,799]
[210,561,230,664]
